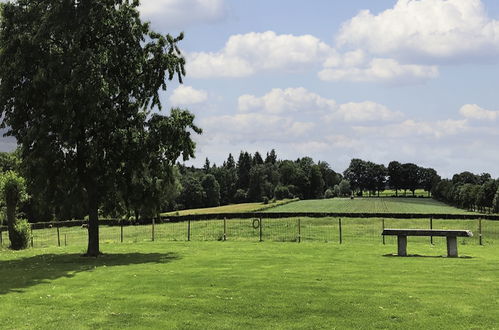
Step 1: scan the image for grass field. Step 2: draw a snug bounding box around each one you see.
[265,198,477,214]
[1,241,499,329]
[161,199,296,216]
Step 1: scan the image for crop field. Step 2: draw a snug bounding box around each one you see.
[265,197,478,214]
[1,241,499,329]
[161,199,296,216]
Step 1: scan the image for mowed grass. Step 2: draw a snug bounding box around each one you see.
[161,199,295,216]
[266,198,477,214]
[1,241,499,329]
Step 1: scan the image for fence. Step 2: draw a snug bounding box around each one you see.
[1,217,499,249]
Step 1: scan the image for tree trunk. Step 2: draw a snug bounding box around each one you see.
[85,187,100,257]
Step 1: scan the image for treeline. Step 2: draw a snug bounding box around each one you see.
[343,159,440,197]
[174,150,345,210]
[432,172,499,213]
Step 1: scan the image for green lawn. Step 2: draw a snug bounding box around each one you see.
[1,240,498,329]
[265,198,477,214]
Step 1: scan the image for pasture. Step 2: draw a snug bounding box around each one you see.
[1,241,499,329]
[265,198,478,214]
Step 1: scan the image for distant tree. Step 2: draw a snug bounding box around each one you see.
[0,171,28,249]
[324,188,335,199]
[203,158,211,173]
[274,185,292,200]
[493,187,499,213]
[237,152,252,191]
[247,165,267,202]
[201,174,220,207]
[388,161,403,196]
[310,165,325,199]
[401,163,420,196]
[179,176,205,210]
[344,159,368,196]
[318,161,341,190]
[338,180,351,197]
[233,189,247,204]
[253,152,264,166]
[225,154,236,169]
[265,149,277,165]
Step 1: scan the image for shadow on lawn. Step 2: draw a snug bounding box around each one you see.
[0,252,180,295]
[382,253,473,259]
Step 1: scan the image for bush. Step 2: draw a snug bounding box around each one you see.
[10,219,31,250]
[324,189,335,199]
[263,196,269,204]
[274,185,292,200]
[233,189,247,204]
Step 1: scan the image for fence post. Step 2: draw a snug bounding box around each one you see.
[479,218,483,246]
[57,226,60,247]
[298,218,301,243]
[223,217,227,241]
[259,218,263,242]
[187,220,191,241]
[152,218,155,242]
[30,224,34,248]
[120,222,124,243]
[339,218,342,244]
[430,217,433,245]
[382,219,385,245]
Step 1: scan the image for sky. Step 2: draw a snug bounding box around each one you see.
[2,0,499,178]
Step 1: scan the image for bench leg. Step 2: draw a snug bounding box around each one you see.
[397,235,407,256]
[447,236,458,257]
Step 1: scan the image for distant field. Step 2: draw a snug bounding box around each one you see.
[265,198,477,214]
[161,199,295,216]
[376,189,429,197]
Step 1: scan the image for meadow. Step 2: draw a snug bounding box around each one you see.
[265,197,478,214]
[1,241,498,329]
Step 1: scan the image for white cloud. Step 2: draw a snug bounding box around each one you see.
[336,0,499,63]
[140,0,227,30]
[459,104,499,120]
[328,101,403,122]
[169,85,208,106]
[353,119,469,138]
[187,31,332,78]
[200,113,315,143]
[319,56,439,84]
[238,87,336,114]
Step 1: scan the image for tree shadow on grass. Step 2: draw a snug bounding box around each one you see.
[382,253,473,259]
[0,252,180,295]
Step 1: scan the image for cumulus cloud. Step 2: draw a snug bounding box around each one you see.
[336,0,499,63]
[238,87,336,114]
[169,85,208,106]
[187,31,332,78]
[353,119,469,138]
[319,56,439,84]
[139,0,227,30]
[459,104,499,120]
[237,87,400,122]
[328,101,403,122]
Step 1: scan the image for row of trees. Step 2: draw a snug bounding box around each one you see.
[343,159,440,197]
[174,150,345,209]
[432,172,499,213]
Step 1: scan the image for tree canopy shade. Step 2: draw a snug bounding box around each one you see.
[0,0,201,256]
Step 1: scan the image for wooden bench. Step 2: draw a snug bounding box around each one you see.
[382,229,473,257]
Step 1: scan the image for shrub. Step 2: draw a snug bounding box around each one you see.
[10,219,31,250]
[274,185,291,200]
[324,189,335,199]
[263,196,269,204]
[233,189,247,204]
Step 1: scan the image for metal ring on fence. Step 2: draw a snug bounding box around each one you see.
[252,219,260,229]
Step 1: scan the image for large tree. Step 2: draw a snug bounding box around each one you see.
[0,0,200,256]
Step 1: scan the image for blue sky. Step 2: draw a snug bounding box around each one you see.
[3,0,499,178]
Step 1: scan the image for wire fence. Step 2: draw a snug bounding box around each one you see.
[1,217,499,250]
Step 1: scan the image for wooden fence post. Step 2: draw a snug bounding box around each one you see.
[430,217,433,245]
[223,217,227,241]
[382,219,385,245]
[152,218,155,242]
[259,218,263,242]
[479,219,483,246]
[187,220,191,241]
[339,218,342,244]
[120,222,124,243]
[298,218,301,243]
[57,226,60,247]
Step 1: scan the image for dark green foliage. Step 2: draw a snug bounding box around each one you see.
[324,189,335,199]
[179,176,205,210]
[201,174,220,207]
[236,152,252,191]
[233,189,247,204]
[274,185,292,200]
[493,187,499,213]
[9,218,30,250]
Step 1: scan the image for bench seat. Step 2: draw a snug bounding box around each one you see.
[382,228,473,257]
